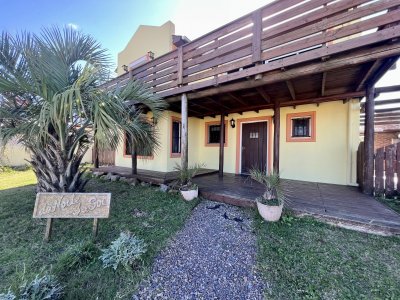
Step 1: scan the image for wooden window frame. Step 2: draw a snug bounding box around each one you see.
[170,116,182,158]
[286,111,316,142]
[205,121,228,147]
[123,131,154,160]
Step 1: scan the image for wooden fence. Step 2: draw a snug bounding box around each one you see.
[358,142,400,197]
[92,148,115,166]
[104,0,400,98]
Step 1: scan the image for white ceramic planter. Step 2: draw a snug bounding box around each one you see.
[257,201,283,222]
[180,187,198,201]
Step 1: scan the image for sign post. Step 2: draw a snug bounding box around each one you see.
[33,193,111,242]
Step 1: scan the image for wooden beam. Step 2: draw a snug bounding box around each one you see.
[219,113,225,178]
[361,98,400,108]
[356,59,382,91]
[227,92,248,106]
[164,37,400,102]
[375,85,400,94]
[361,112,400,118]
[363,84,375,195]
[207,97,231,111]
[365,56,398,87]
[256,87,271,103]
[286,80,296,100]
[181,93,188,171]
[273,99,280,173]
[321,72,327,96]
[196,91,365,117]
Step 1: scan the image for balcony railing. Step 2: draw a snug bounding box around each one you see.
[106,0,400,98]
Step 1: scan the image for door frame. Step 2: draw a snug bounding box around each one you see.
[235,116,273,174]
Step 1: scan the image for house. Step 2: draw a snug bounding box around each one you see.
[116,21,176,75]
[104,0,400,192]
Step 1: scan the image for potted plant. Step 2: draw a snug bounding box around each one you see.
[250,169,284,222]
[174,163,204,201]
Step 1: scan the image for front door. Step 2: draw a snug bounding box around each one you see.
[241,122,268,174]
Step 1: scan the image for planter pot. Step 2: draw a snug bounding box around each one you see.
[180,187,198,201]
[257,201,283,222]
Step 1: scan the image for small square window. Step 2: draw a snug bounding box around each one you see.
[292,118,311,137]
[205,121,228,147]
[286,111,316,142]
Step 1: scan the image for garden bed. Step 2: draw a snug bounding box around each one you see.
[0,170,197,299]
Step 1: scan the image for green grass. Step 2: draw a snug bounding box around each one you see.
[0,169,36,190]
[0,170,198,299]
[378,197,400,214]
[255,213,400,299]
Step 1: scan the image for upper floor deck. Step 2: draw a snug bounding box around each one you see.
[105,0,400,117]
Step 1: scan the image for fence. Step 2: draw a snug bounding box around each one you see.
[358,142,400,197]
[92,148,115,166]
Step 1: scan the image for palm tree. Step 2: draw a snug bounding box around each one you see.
[0,27,167,192]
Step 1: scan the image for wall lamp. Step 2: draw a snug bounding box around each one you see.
[230,118,236,128]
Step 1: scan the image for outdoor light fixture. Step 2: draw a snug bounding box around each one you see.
[122,65,128,72]
[230,118,235,128]
[148,51,155,60]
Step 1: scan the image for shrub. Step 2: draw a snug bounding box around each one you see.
[55,242,98,275]
[100,232,147,270]
[19,275,63,300]
[0,291,16,300]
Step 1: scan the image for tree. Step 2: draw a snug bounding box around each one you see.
[0,27,167,192]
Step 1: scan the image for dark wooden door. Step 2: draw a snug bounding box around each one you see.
[241,122,268,174]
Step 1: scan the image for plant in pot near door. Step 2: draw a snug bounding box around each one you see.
[174,163,205,201]
[250,169,284,222]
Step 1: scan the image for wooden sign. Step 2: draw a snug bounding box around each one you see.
[33,193,111,241]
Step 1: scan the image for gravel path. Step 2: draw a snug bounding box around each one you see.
[133,200,265,300]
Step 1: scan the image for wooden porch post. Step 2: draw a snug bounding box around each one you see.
[219,113,225,177]
[181,93,188,171]
[273,99,280,173]
[363,84,375,195]
[131,143,137,175]
[93,139,99,168]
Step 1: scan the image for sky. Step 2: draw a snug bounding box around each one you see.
[0,0,398,100]
[0,0,270,68]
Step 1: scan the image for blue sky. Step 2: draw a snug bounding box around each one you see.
[0,0,270,68]
[0,0,174,67]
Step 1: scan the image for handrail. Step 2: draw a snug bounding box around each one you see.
[105,0,400,98]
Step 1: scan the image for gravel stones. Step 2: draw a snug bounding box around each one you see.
[133,200,265,299]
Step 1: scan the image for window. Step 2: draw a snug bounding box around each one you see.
[171,118,181,157]
[124,132,152,157]
[292,118,311,137]
[205,121,228,147]
[286,111,316,142]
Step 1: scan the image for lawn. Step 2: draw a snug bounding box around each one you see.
[378,197,400,214]
[0,170,198,299]
[255,213,400,299]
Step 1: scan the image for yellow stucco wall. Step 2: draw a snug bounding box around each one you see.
[1,139,31,166]
[114,100,360,185]
[117,21,175,75]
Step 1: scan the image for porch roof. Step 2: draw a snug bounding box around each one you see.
[105,0,400,118]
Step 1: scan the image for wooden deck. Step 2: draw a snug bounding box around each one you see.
[92,166,218,184]
[194,174,400,233]
[104,0,400,118]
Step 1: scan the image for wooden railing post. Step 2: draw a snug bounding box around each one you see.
[251,9,262,63]
[273,99,280,173]
[219,113,225,178]
[177,46,184,86]
[363,84,375,195]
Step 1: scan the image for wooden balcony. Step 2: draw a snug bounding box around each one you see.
[105,0,400,118]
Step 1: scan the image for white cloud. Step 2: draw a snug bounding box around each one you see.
[67,23,79,30]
